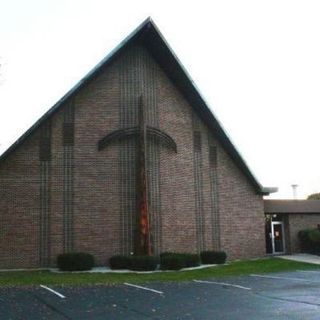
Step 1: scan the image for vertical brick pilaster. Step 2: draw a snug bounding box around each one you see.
[63,102,75,253]
[192,114,205,252]
[208,134,220,250]
[39,121,51,267]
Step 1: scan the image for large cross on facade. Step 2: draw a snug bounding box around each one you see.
[98,96,177,255]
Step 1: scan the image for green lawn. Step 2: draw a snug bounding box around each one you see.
[0,257,319,287]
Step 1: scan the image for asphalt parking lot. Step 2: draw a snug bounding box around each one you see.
[1,270,320,319]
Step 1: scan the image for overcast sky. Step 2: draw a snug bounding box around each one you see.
[1,0,320,199]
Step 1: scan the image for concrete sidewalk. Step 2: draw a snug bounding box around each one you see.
[279,253,320,265]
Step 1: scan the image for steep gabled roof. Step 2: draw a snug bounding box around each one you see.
[0,17,276,195]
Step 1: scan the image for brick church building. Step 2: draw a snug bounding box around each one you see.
[0,19,276,269]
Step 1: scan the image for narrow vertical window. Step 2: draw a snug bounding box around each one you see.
[193,131,202,152]
[63,122,74,146]
[39,123,51,161]
[209,146,217,168]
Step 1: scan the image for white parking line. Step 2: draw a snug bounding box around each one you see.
[193,279,251,290]
[250,274,320,283]
[40,285,66,299]
[298,270,320,274]
[124,283,163,295]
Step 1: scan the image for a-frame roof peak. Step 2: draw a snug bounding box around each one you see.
[0,18,276,195]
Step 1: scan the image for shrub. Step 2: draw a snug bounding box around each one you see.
[129,256,159,271]
[160,254,186,270]
[109,255,131,270]
[160,252,200,270]
[109,255,159,271]
[57,252,95,271]
[298,229,310,243]
[200,251,227,264]
[183,254,200,268]
[309,229,320,243]
[298,229,320,254]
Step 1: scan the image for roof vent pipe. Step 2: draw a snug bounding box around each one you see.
[291,184,298,200]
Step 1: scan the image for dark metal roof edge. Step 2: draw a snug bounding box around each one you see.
[0,17,272,195]
[261,187,278,195]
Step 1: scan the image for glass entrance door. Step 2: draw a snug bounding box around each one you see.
[271,222,285,254]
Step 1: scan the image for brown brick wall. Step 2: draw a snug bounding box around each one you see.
[0,132,40,268]
[0,44,266,268]
[50,109,64,265]
[288,214,320,253]
[218,147,265,259]
[68,60,121,265]
[158,61,198,253]
[157,56,265,259]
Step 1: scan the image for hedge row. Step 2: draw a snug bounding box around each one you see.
[56,250,227,271]
[109,255,159,271]
[298,229,320,254]
[57,252,95,271]
[109,251,227,271]
[160,252,200,270]
[200,251,227,264]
